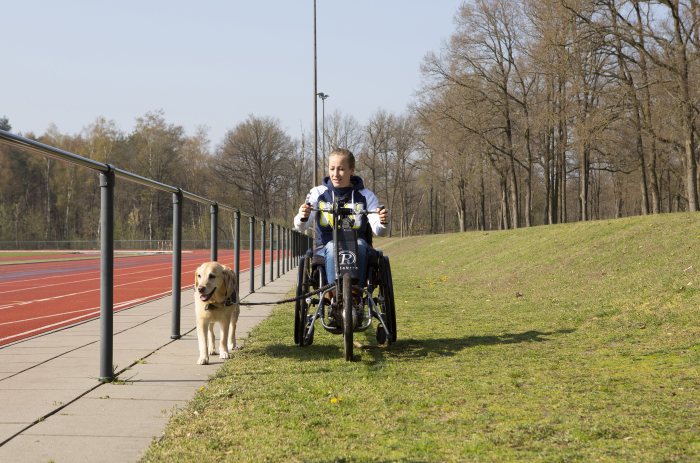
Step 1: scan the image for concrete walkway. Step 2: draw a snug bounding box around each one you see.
[0,263,298,463]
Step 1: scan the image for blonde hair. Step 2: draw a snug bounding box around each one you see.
[329,148,355,170]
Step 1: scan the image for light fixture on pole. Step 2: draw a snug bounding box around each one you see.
[317,92,329,174]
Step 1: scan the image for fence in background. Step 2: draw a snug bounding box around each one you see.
[0,129,313,382]
[0,239,278,251]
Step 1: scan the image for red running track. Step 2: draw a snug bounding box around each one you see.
[0,250,286,347]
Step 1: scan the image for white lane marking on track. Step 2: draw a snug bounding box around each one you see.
[0,250,285,343]
[0,252,277,338]
[0,253,258,289]
[0,264,241,296]
[0,255,249,295]
[0,254,262,290]
[0,271,205,311]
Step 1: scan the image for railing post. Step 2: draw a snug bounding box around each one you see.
[261,220,266,287]
[287,228,291,271]
[234,210,240,287]
[171,189,183,339]
[282,228,286,274]
[249,216,255,293]
[269,222,274,283]
[99,169,115,382]
[276,224,280,279]
[210,203,218,262]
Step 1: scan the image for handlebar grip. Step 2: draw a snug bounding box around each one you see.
[300,202,312,222]
[378,205,388,224]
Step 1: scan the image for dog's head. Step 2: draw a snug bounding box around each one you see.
[194,262,235,304]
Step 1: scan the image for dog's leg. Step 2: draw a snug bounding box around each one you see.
[219,321,230,359]
[196,320,209,365]
[207,324,217,355]
[228,310,238,352]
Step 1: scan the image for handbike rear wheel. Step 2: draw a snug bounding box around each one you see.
[294,257,314,347]
[298,256,313,346]
[382,256,397,343]
[342,273,353,361]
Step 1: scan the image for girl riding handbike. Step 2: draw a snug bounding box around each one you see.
[294,148,397,360]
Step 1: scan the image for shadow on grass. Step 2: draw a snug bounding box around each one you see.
[261,328,575,362]
[383,329,576,360]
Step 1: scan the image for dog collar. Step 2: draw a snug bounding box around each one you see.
[204,281,237,311]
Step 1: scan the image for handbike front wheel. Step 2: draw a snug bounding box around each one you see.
[298,256,313,346]
[342,273,353,361]
[294,256,305,345]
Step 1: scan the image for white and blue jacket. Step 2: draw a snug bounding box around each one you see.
[294,175,390,248]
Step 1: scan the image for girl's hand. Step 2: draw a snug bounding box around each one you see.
[377,207,389,224]
[299,203,313,218]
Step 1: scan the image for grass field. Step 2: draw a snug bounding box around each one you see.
[142,213,700,462]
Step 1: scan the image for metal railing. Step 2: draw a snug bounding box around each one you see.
[0,129,313,381]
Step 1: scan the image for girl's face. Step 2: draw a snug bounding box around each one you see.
[328,155,354,188]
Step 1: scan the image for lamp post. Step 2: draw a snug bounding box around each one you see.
[317,92,329,173]
[313,0,318,187]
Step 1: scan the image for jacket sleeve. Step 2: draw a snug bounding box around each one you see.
[363,189,390,237]
[294,187,322,232]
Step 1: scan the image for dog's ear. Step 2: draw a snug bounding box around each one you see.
[194,268,199,289]
[223,268,235,299]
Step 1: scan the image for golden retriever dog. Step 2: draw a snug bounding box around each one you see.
[193,262,240,365]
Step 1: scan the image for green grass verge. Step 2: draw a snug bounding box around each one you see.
[142,213,700,462]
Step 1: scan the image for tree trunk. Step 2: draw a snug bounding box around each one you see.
[674,9,699,211]
[504,100,519,229]
[635,109,650,216]
[560,147,567,223]
[544,146,551,226]
[478,165,486,231]
[458,178,466,232]
[614,175,623,218]
[580,144,589,221]
[500,175,509,230]
[149,197,154,242]
[45,158,52,239]
[525,143,532,227]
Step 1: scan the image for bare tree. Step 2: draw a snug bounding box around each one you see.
[131,110,186,240]
[215,115,295,219]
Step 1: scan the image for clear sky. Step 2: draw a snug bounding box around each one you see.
[3,1,463,147]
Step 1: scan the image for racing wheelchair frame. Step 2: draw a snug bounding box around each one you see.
[294,197,396,361]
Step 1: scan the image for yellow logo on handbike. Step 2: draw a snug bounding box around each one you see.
[318,201,362,229]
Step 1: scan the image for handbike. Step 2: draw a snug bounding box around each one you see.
[294,197,397,361]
